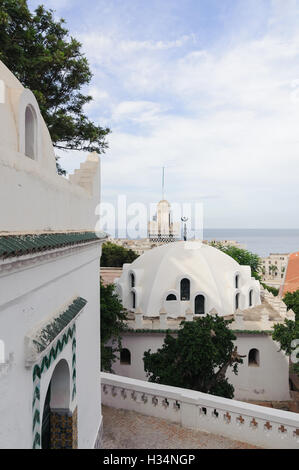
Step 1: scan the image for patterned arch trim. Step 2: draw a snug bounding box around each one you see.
[32,324,77,449]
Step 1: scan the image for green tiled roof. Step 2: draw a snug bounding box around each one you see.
[32,297,87,353]
[0,231,106,259]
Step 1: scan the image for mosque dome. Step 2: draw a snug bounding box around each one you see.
[115,241,261,317]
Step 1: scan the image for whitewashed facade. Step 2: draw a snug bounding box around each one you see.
[0,60,105,449]
[113,242,294,402]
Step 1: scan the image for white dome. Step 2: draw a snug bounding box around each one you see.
[116,241,261,317]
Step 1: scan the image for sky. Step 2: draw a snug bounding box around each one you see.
[28,0,299,229]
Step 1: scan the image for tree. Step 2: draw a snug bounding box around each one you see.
[0,0,110,172]
[101,242,139,267]
[272,290,299,375]
[210,243,262,280]
[143,315,244,399]
[100,280,128,372]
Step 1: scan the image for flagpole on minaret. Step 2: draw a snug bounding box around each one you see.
[162,166,165,200]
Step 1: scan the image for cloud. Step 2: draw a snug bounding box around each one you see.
[56,1,299,228]
[112,100,165,124]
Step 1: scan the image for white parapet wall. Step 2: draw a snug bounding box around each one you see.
[101,372,299,449]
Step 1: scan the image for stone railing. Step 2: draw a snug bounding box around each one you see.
[101,372,299,449]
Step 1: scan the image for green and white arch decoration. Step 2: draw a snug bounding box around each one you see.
[27,297,87,449]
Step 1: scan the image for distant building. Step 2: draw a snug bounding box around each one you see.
[281,251,299,296]
[148,199,180,241]
[203,239,246,249]
[261,253,289,289]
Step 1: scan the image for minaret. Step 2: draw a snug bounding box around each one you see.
[148,166,179,241]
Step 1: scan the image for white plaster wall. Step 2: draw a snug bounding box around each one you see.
[227,335,291,401]
[0,60,100,233]
[0,243,102,449]
[0,152,100,232]
[112,334,165,381]
[112,332,290,402]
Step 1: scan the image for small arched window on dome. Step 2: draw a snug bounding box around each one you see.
[235,293,240,311]
[130,273,135,288]
[195,295,205,315]
[235,274,239,289]
[180,278,190,301]
[120,348,131,365]
[248,349,260,367]
[25,105,37,159]
[166,294,177,301]
[249,289,253,307]
[131,291,136,309]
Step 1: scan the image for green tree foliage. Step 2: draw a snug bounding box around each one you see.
[283,290,299,321]
[0,0,110,171]
[272,290,299,375]
[143,315,244,399]
[210,242,261,280]
[101,242,139,267]
[261,283,279,296]
[100,280,128,372]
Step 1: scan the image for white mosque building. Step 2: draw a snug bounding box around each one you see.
[0,60,106,449]
[113,241,295,402]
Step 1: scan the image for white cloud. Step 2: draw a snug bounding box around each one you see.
[57,2,299,228]
[78,33,193,66]
[112,100,165,124]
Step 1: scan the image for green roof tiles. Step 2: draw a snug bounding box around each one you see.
[0,231,106,259]
[32,297,87,353]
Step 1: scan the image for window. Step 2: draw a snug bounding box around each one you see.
[249,290,253,307]
[235,274,239,289]
[120,348,131,365]
[248,349,260,366]
[25,105,36,159]
[130,273,135,288]
[166,294,177,301]
[131,291,136,309]
[235,293,240,310]
[180,278,190,301]
[195,295,205,315]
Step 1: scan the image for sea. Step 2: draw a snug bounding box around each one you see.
[199,229,299,258]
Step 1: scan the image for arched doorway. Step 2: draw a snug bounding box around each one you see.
[41,359,77,449]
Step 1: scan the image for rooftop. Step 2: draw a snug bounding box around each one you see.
[282,251,299,295]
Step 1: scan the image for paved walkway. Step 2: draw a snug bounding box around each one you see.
[101,406,260,449]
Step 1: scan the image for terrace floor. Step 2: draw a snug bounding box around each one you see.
[101,405,260,449]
